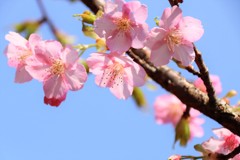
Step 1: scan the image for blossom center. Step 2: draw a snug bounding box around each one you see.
[18,50,32,62]
[166,29,182,52]
[110,62,124,78]
[51,59,65,75]
[223,135,239,152]
[115,18,131,32]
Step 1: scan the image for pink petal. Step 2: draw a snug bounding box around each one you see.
[213,128,233,139]
[28,33,42,51]
[15,65,32,83]
[104,1,119,14]
[173,43,195,66]
[64,64,87,91]
[107,31,131,53]
[189,117,204,138]
[154,94,184,125]
[202,138,224,153]
[210,75,222,95]
[86,52,112,74]
[5,32,28,49]
[146,27,166,49]
[130,23,149,49]
[159,6,182,29]
[43,75,68,99]
[94,16,117,38]
[123,1,148,23]
[109,78,133,99]
[124,63,146,87]
[150,43,172,66]
[179,16,204,42]
[40,41,63,60]
[61,46,78,68]
[25,63,51,82]
[4,44,24,67]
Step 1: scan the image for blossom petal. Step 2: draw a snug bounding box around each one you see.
[25,63,51,81]
[87,52,112,74]
[109,79,133,99]
[123,1,148,23]
[43,75,68,100]
[61,46,78,68]
[5,31,27,49]
[28,33,42,51]
[159,6,182,29]
[173,43,195,66]
[4,44,25,67]
[124,63,146,87]
[107,31,131,53]
[64,64,87,91]
[130,23,148,49]
[202,138,224,153]
[94,16,117,38]
[179,16,204,42]
[150,43,172,66]
[15,65,32,83]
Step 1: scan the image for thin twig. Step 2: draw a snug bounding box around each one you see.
[193,45,217,106]
[36,0,58,39]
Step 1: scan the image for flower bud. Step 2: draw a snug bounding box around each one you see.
[174,117,190,146]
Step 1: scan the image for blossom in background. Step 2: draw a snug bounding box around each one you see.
[26,41,87,106]
[86,52,146,99]
[4,31,42,83]
[146,6,204,66]
[168,155,181,160]
[94,0,149,53]
[194,75,222,95]
[202,128,240,155]
[154,94,204,138]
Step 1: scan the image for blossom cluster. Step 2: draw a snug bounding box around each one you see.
[154,75,222,140]
[5,32,88,106]
[201,128,240,160]
[4,0,204,106]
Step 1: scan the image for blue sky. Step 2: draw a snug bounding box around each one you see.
[0,0,240,160]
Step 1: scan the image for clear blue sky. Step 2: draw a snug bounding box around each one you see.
[0,0,240,160]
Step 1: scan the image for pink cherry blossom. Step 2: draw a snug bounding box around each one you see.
[154,94,204,138]
[86,52,146,99]
[168,155,181,160]
[26,41,87,106]
[94,0,149,53]
[202,128,240,155]
[146,6,204,66]
[4,31,42,83]
[194,75,222,95]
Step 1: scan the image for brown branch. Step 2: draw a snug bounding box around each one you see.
[80,0,104,14]
[127,48,240,137]
[168,0,179,7]
[36,0,58,39]
[194,45,217,106]
[173,59,201,77]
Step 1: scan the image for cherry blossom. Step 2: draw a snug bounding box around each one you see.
[26,40,87,106]
[194,75,222,95]
[4,31,42,83]
[154,94,204,138]
[168,155,181,160]
[202,128,240,155]
[146,6,204,66]
[86,52,146,99]
[94,0,149,53]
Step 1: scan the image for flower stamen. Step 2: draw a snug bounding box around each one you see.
[51,59,65,75]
